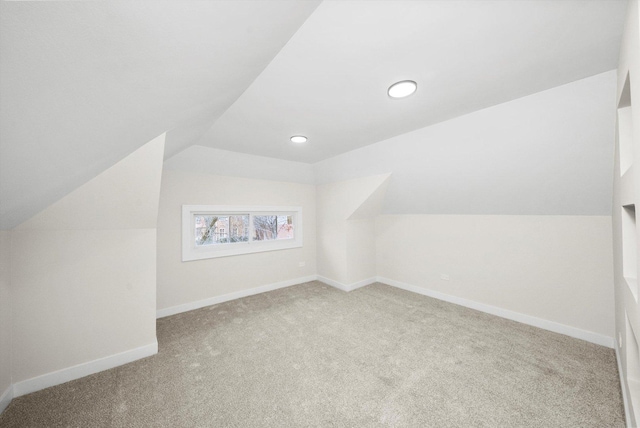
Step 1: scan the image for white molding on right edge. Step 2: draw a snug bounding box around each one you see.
[0,384,12,415]
[616,338,633,428]
[317,276,377,292]
[377,277,615,349]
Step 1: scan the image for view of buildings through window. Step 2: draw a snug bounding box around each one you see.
[195,214,293,246]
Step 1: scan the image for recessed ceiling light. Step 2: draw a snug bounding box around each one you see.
[388,80,417,99]
[290,135,307,144]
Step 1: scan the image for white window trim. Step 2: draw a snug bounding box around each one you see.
[182,205,303,261]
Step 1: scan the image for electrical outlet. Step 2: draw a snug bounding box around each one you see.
[299,261,306,267]
[440,274,450,281]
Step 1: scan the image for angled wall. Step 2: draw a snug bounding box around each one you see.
[316,174,390,288]
[314,71,616,216]
[9,133,165,397]
[0,1,321,230]
[315,71,617,346]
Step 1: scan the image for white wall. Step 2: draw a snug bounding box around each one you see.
[0,23,623,411]
[315,71,617,216]
[9,134,165,395]
[316,174,389,286]
[164,145,315,185]
[156,170,316,313]
[345,219,376,284]
[0,231,12,411]
[310,70,618,347]
[612,1,640,426]
[316,181,348,285]
[377,215,615,339]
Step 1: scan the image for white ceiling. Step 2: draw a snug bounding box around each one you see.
[313,71,618,216]
[199,0,627,163]
[0,0,628,229]
[0,1,320,229]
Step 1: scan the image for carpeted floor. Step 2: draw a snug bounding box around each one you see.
[0,281,625,427]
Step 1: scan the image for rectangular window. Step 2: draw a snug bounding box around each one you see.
[182,205,302,261]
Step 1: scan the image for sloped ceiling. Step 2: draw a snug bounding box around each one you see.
[0,0,628,229]
[0,1,320,229]
[199,0,628,162]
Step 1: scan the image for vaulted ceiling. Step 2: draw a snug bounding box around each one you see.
[201,0,628,163]
[0,0,629,229]
[0,1,321,229]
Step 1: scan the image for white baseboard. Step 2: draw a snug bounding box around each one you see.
[156,275,318,319]
[317,276,377,292]
[377,276,615,349]
[2,276,619,408]
[0,384,12,415]
[616,338,633,428]
[157,274,375,319]
[12,341,158,398]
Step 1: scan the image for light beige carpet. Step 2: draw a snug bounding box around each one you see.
[0,281,625,427]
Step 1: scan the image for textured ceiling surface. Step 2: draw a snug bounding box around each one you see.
[0,0,628,228]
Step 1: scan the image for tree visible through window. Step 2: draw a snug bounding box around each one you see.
[195,213,294,246]
[253,215,294,241]
[183,205,302,261]
[195,215,249,246]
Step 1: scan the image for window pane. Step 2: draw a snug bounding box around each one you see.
[276,215,294,240]
[253,215,278,241]
[195,215,219,246]
[229,215,249,243]
[184,206,301,261]
[195,215,250,246]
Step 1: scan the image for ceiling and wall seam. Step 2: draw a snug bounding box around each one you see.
[1,1,627,229]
